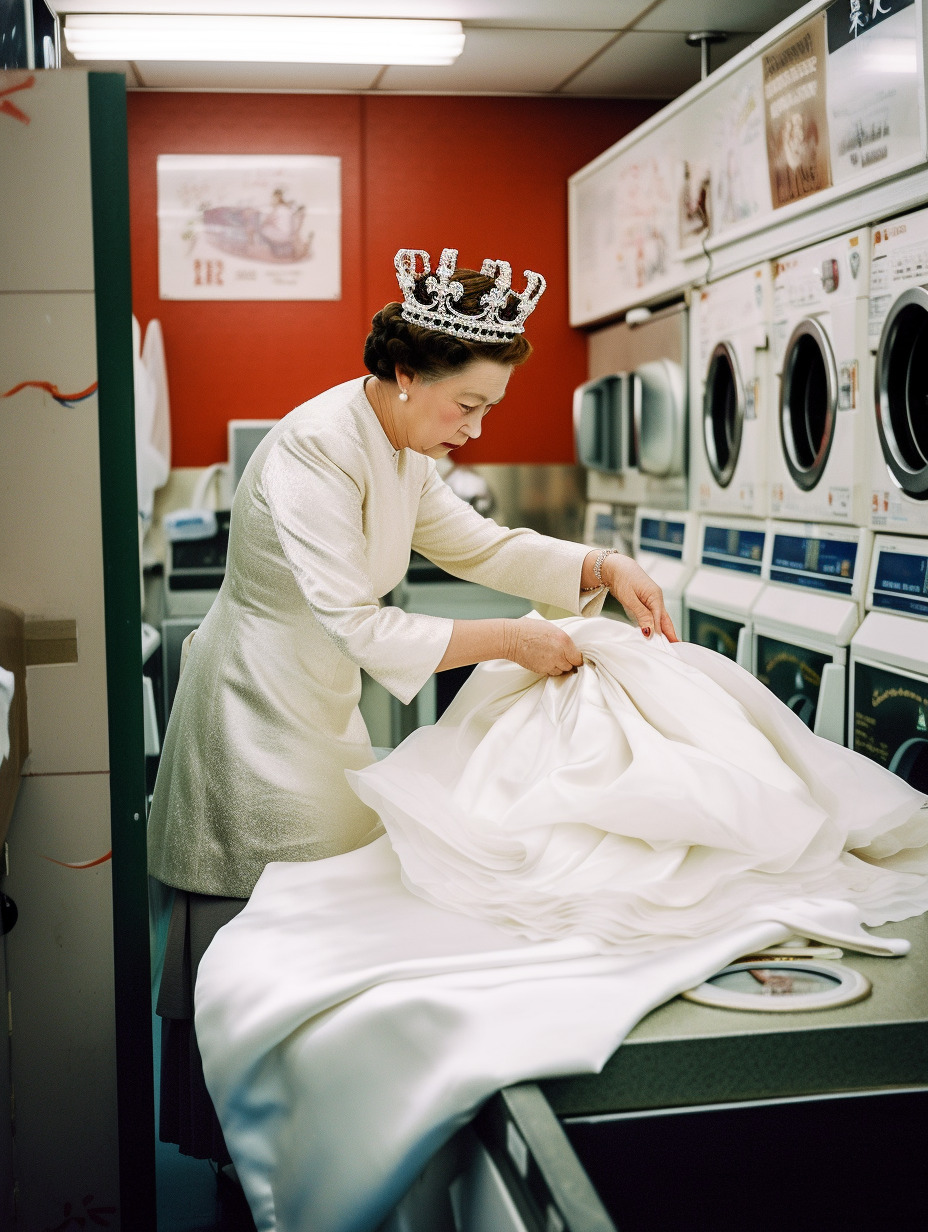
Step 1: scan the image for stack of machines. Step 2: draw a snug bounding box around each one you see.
[574,211,928,794]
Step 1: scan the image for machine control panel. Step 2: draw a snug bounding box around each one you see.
[867,536,928,620]
[769,528,865,597]
[638,514,688,560]
[701,524,767,575]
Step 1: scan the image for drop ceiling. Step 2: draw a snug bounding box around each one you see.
[52,1,814,98]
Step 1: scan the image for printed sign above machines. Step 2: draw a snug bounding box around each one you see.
[569,0,925,324]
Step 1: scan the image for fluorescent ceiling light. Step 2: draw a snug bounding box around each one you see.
[63,14,465,65]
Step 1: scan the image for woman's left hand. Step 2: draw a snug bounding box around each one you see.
[600,553,679,642]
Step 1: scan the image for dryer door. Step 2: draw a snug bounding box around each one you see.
[756,634,831,730]
[702,342,744,488]
[633,359,686,477]
[779,318,838,491]
[874,285,928,501]
[852,659,928,792]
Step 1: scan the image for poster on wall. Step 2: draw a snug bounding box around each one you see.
[826,0,923,186]
[157,154,341,301]
[763,14,833,208]
[709,58,772,237]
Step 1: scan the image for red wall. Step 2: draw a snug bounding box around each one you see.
[127,93,656,466]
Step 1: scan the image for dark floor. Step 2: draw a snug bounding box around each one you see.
[153,999,256,1230]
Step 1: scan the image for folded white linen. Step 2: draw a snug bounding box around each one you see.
[195,617,928,1232]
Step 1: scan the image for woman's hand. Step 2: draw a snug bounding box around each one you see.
[600,553,679,642]
[507,617,584,676]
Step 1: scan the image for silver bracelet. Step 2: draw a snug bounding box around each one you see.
[582,548,620,591]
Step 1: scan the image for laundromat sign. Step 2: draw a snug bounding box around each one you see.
[826,0,915,50]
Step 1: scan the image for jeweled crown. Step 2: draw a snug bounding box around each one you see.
[394,248,546,344]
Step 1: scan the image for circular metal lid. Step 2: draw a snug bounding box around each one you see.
[703,341,744,488]
[779,318,838,492]
[874,285,928,501]
[682,961,871,1012]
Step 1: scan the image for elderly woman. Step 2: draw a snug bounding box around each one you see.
[147,247,674,1165]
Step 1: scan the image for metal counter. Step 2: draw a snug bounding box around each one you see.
[471,913,928,1232]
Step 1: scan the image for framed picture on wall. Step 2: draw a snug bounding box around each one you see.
[157,153,341,301]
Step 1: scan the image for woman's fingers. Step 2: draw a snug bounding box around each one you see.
[511,619,584,676]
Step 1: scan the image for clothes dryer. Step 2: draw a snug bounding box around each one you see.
[751,522,872,745]
[849,535,928,793]
[768,229,871,525]
[690,265,773,518]
[868,208,928,535]
[633,507,698,635]
[683,516,771,668]
[584,304,688,511]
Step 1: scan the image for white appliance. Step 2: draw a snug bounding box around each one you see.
[751,522,872,745]
[229,418,279,496]
[849,535,928,793]
[683,516,771,669]
[769,229,871,526]
[868,208,928,535]
[632,507,698,635]
[583,304,688,512]
[689,265,773,518]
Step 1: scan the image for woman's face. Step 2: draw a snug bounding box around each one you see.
[401,360,512,459]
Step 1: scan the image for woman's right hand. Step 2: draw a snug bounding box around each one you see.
[507,617,584,677]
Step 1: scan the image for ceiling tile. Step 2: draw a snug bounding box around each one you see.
[635,0,812,35]
[378,27,616,93]
[129,61,383,90]
[559,28,755,98]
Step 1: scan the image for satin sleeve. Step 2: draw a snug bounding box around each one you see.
[262,436,453,705]
[412,464,607,617]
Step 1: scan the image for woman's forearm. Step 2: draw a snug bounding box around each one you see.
[436,619,515,672]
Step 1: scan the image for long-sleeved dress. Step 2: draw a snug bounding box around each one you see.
[147,376,605,899]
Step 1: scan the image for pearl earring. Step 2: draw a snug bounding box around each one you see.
[398,388,409,403]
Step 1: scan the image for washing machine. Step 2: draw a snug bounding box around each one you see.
[868,207,928,535]
[750,522,872,745]
[583,304,688,511]
[849,535,928,792]
[633,507,698,635]
[683,516,771,668]
[769,229,871,526]
[689,264,773,518]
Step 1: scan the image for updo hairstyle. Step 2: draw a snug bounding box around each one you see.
[364,266,533,385]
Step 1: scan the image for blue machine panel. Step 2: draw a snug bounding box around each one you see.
[769,533,857,595]
[871,549,928,619]
[639,517,686,560]
[701,525,766,575]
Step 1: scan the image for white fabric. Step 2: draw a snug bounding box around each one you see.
[350,617,928,949]
[196,618,928,1232]
[0,665,14,765]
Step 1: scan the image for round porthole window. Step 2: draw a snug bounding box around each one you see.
[779,318,837,492]
[682,961,871,1012]
[875,286,928,501]
[703,342,743,488]
[889,735,928,793]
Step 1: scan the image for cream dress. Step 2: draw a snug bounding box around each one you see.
[147,377,604,897]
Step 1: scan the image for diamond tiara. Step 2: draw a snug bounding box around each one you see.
[394,248,546,344]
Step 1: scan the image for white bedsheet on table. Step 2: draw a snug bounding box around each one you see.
[195,838,913,1232]
[196,619,928,1232]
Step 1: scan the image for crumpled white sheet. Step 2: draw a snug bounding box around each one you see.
[195,618,928,1232]
[349,618,928,949]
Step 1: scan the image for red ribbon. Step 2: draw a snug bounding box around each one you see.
[2,380,98,406]
[0,74,35,125]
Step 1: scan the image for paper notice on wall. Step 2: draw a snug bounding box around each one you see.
[764,14,833,208]
[157,154,341,301]
[571,145,678,320]
[826,0,923,186]
[710,58,772,237]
